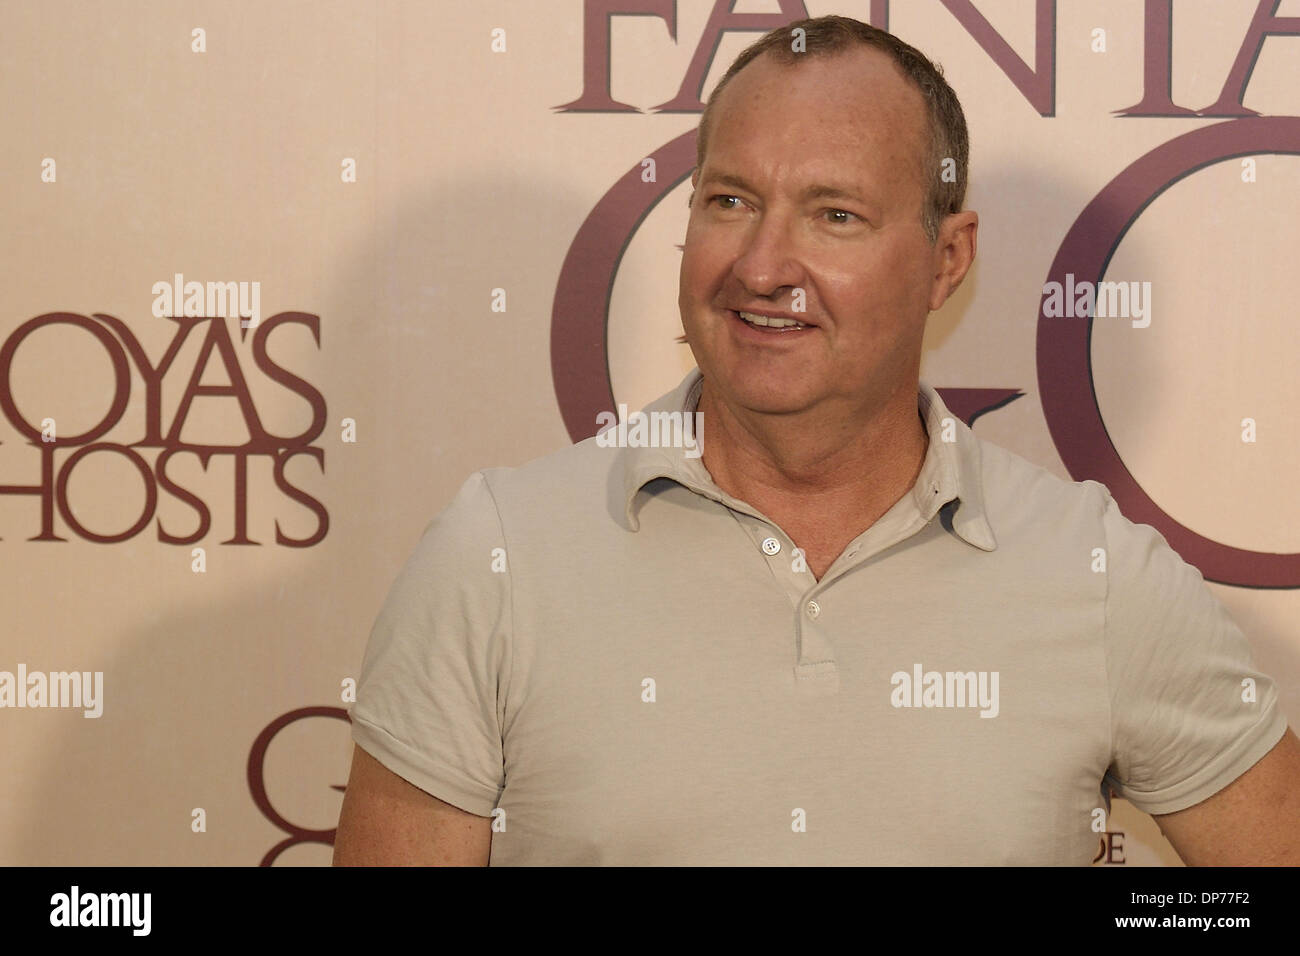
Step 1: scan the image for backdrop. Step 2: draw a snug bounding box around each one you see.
[1,0,1296,866]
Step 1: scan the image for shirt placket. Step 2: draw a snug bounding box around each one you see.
[722,497,938,695]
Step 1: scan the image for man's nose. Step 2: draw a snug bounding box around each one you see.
[730,210,804,299]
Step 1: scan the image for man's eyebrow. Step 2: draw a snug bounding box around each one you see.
[699,172,875,207]
[802,183,872,204]
[698,172,759,194]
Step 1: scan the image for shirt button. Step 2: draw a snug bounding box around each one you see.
[806,600,821,619]
[761,536,782,555]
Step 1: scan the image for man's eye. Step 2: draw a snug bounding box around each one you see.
[711,195,743,210]
[824,209,859,224]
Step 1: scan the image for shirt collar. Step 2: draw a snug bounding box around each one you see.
[619,367,997,552]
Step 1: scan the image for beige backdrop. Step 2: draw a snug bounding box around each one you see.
[1,0,1296,866]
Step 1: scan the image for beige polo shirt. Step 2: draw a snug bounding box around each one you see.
[349,367,1288,865]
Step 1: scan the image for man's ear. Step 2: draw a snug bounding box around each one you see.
[928,210,978,312]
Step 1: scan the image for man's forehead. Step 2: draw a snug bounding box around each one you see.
[705,47,929,162]
[699,55,927,202]
[715,46,925,124]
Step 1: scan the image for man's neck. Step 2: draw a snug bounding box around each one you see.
[696,376,930,536]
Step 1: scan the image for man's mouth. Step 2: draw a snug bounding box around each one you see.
[731,310,813,332]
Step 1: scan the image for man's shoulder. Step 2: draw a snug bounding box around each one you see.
[451,435,623,528]
[481,433,613,489]
[968,432,1113,533]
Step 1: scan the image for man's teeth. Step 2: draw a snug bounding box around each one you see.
[738,311,808,329]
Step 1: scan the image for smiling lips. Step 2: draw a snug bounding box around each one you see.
[733,309,813,332]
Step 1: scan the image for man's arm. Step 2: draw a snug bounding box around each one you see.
[333,744,492,866]
[1153,727,1300,865]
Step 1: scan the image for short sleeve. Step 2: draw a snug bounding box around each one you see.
[1099,487,1288,815]
[349,470,511,817]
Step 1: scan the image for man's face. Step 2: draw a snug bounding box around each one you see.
[680,47,940,418]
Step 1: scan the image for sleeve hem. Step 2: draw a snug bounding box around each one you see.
[350,711,501,818]
[1121,709,1289,816]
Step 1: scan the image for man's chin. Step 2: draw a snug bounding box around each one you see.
[711,381,824,418]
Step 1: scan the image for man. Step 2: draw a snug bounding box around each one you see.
[334,16,1299,865]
